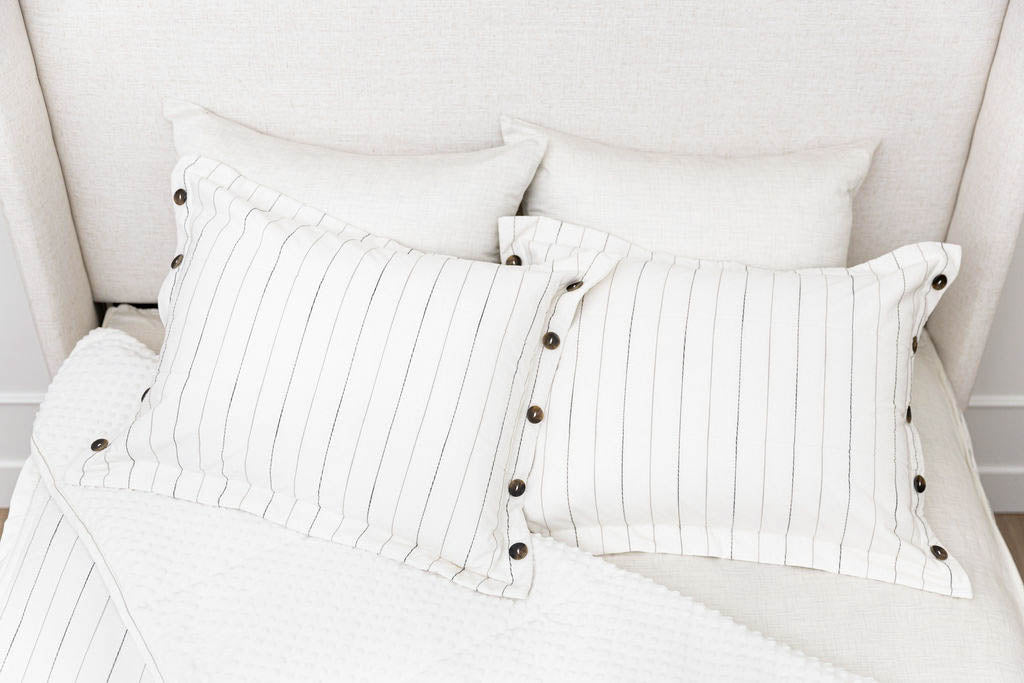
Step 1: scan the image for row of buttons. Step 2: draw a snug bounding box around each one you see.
[171,189,187,268]
[165,191,547,566]
[909,321,948,564]
[502,254,581,561]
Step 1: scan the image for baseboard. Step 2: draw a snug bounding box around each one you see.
[0,458,26,508]
[969,394,1024,408]
[978,466,1024,513]
[0,391,46,405]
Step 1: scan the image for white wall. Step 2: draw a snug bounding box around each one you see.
[965,232,1024,512]
[1,215,1023,510]
[0,212,52,504]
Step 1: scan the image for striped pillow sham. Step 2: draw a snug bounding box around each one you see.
[71,159,613,598]
[500,216,970,597]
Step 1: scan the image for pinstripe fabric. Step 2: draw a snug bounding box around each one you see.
[501,216,970,597]
[0,470,151,682]
[74,158,611,598]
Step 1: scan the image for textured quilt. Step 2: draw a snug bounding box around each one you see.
[0,329,864,681]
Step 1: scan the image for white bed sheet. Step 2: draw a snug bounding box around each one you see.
[102,304,1024,680]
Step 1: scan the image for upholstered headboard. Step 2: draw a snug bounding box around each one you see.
[1,0,1022,408]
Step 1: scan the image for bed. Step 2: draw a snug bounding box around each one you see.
[2,1,1023,680]
[97,305,1024,680]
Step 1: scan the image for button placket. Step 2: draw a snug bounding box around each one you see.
[505,273,592,570]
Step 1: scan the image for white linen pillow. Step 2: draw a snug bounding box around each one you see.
[501,117,874,269]
[73,159,612,598]
[165,100,546,263]
[501,216,970,598]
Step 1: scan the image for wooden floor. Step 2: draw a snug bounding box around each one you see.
[997,514,1024,580]
[0,507,1020,579]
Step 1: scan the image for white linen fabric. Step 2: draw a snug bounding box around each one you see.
[1,328,862,682]
[502,117,874,269]
[502,216,969,597]
[167,100,545,263]
[605,331,1024,681]
[0,466,152,682]
[102,305,164,355]
[73,159,612,598]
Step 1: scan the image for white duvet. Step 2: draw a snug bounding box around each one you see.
[0,329,863,681]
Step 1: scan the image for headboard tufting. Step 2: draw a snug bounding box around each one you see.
[1,0,1022,407]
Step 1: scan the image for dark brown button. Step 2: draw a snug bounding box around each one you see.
[508,479,526,497]
[141,387,150,402]
[914,475,926,493]
[932,274,947,290]
[508,542,528,560]
[170,254,184,269]
[566,281,583,292]
[912,336,918,353]
[173,188,187,206]
[930,545,948,561]
[505,254,522,266]
[542,332,560,350]
[526,405,544,424]
[90,438,109,452]
[906,406,912,423]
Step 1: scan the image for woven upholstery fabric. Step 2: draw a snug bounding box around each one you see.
[0,1,96,377]
[6,1,1021,404]
[503,117,874,269]
[503,216,969,597]
[72,159,612,598]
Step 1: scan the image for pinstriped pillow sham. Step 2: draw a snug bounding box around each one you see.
[500,216,971,598]
[71,158,613,598]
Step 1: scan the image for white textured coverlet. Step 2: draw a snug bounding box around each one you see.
[0,328,862,682]
[502,216,969,598]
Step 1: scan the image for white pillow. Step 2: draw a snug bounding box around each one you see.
[74,159,612,598]
[165,100,546,263]
[501,117,874,269]
[501,216,969,598]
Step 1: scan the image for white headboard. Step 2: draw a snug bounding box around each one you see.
[2,0,1022,407]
